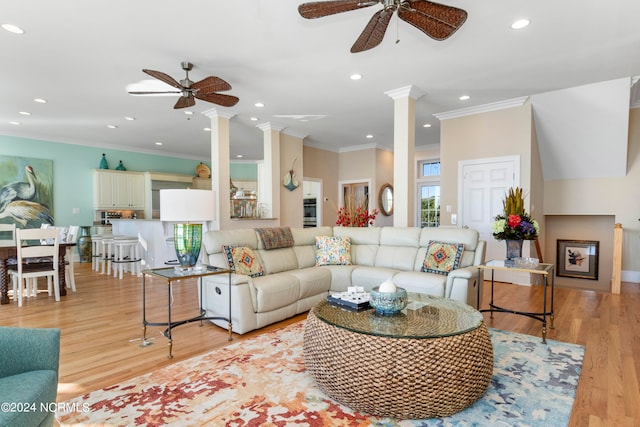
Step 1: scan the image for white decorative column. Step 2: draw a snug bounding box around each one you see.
[257,122,283,222]
[385,85,424,227]
[202,108,235,230]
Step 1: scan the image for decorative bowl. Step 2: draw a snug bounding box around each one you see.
[514,257,539,269]
[369,286,408,315]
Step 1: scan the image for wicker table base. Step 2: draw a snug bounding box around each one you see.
[303,308,493,419]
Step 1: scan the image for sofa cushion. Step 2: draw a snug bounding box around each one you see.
[374,246,419,271]
[351,266,398,290]
[291,226,334,269]
[421,241,464,275]
[258,247,299,274]
[392,271,447,296]
[287,267,332,299]
[333,227,380,266]
[315,236,352,266]
[222,245,264,277]
[251,273,300,312]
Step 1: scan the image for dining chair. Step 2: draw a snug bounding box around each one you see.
[65,225,79,292]
[10,228,60,307]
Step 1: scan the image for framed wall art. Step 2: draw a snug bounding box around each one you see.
[0,155,54,228]
[556,239,599,280]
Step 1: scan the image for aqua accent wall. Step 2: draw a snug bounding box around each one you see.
[0,135,207,227]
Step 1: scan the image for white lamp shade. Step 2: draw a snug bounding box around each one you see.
[160,189,216,222]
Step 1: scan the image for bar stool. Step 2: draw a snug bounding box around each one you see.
[100,235,115,275]
[91,234,103,272]
[112,236,141,279]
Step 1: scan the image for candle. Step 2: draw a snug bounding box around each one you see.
[378,280,397,293]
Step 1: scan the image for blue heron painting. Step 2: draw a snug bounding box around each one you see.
[0,156,54,228]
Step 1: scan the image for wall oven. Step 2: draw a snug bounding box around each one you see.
[303,197,317,228]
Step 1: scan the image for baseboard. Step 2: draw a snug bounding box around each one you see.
[622,270,640,284]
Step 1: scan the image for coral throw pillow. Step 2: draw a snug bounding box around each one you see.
[222,245,264,277]
[421,241,464,275]
[315,236,352,266]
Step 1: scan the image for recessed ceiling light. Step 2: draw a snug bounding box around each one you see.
[34,98,47,103]
[203,127,211,132]
[107,125,118,129]
[250,117,259,121]
[511,19,530,30]
[366,134,373,139]
[423,123,432,128]
[236,154,243,158]
[19,111,31,116]
[9,121,20,125]
[254,102,264,108]
[155,142,163,146]
[124,116,135,121]
[2,24,24,34]
[350,73,362,80]
[184,111,193,115]
[459,95,470,101]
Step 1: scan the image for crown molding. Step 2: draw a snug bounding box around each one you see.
[201,108,236,120]
[434,96,529,120]
[256,122,285,132]
[281,129,307,140]
[384,85,426,101]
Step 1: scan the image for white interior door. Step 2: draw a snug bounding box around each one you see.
[459,156,529,284]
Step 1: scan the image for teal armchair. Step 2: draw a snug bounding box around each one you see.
[0,327,60,427]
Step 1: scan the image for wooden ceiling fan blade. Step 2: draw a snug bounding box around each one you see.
[142,69,182,89]
[191,76,232,94]
[195,92,240,107]
[174,95,195,109]
[398,0,467,40]
[299,0,378,19]
[350,9,393,53]
[128,91,181,95]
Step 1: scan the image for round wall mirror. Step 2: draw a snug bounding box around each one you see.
[378,183,394,216]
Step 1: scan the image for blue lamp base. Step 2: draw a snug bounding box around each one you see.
[173,223,203,268]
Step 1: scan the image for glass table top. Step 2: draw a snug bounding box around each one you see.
[479,260,554,274]
[143,264,229,281]
[313,293,483,339]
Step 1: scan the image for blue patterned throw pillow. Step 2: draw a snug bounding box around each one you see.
[222,245,264,277]
[421,240,464,275]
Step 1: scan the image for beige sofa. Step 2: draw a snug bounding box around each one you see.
[201,226,486,334]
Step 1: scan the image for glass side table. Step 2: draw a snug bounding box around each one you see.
[141,265,232,358]
[477,260,555,343]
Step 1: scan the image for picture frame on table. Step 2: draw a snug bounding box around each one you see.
[556,239,599,280]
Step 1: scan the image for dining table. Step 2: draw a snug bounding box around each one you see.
[0,241,75,304]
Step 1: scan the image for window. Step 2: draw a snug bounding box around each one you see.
[418,161,441,228]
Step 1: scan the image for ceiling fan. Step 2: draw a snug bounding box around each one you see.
[128,62,239,109]
[298,0,467,53]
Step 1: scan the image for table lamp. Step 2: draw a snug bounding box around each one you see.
[160,189,215,269]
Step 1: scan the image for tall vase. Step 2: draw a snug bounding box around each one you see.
[505,239,523,261]
[77,226,92,263]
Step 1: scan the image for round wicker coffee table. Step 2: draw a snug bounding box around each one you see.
[303,294,493,419]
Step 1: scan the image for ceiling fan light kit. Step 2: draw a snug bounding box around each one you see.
[128,62,239,109]
[298,0,467,53]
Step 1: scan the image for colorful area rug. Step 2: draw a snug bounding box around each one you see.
[57,322,584,426]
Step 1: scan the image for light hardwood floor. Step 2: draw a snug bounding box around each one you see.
[1,262,638,426]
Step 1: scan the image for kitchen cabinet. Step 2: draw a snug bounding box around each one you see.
[93,170,146,209]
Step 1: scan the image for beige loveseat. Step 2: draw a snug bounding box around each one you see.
[201,226,486,334]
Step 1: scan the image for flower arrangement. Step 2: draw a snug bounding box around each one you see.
[336,194,379,227]
[491,187,539,240]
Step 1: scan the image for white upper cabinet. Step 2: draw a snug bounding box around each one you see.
[93,170,146,209]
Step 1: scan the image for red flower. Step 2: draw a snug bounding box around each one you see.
[507,214,522,228]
